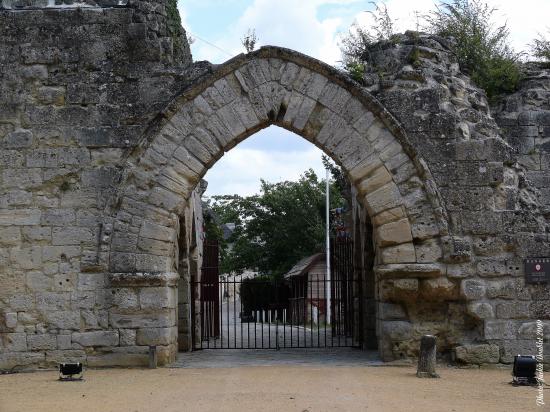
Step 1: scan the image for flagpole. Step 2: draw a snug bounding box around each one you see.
[326,168,331,325]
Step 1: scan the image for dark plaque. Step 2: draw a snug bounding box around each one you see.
[524,258,550,284]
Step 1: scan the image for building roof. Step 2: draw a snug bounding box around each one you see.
[284,253,325,279]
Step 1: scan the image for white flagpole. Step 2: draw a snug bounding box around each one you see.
[326,168,331,325]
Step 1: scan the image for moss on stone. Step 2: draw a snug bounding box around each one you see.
[166,0,183,57]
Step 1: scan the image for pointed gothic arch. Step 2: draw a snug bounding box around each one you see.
[107,47,449,362]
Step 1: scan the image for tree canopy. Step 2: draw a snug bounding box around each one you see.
[204,167,347,279]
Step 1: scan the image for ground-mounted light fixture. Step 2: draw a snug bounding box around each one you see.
[512,355,537,385]
[59,363,84,381]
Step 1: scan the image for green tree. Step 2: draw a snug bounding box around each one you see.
[207,168,346,279]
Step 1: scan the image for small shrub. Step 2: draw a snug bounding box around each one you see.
[345,61,365,83]
[241,28,258,53]
[530,32,550,63]
[424,0,522,101]
[340,2,395,67]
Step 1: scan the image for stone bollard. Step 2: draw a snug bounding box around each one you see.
[148,346,157,369]
[416,335,440,378]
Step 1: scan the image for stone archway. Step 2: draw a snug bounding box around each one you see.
[107,47,448,364]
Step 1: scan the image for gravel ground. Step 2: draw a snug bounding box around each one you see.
[0,364,544,412]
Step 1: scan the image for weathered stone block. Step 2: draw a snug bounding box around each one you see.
[140,287,176,310]
[78,273,106,291]
[365,182,402,216]
[380,278,419,302]
[460,279,486,300]
[0,227,21,246]
[375,263,443,278]
[2,333,27,352]
[381,321,412,341]
[486,279,518,300]
[81,310,108,329]
[36,292,70,311]
[372,207,406,226]
[120,329,136,346]
[139,220,176,242]
[378,303,407,320]
[380,243,416,264]
[22,227,51,242]
[44,311,80,330]
[4,312,17,329]
[530,300,550,319]
[57,334,72,350]
[109,252,137,273]
[466,302,494,320]
[134,254,172,272]
[0,352,44,370]
[484,320,517,340]
[87,353,148,368]
[109,311,176,328]
[477,260,511,277]
[495,302,530,319]
[10,246,42,270]
[27,334,57,350]
[36,86,65,106]
[137,237,173,255]
[420,277,457,300]
[136,327,176,346]
[9,295,34,311]
[0,209,42,226]
[26,271,53,292]
[459,212,503,235]
[357,166,392,195]
[110,288,139,309]
[375,219,413,247]
[52,227,95,246]
[72,331,119,347]
[42,246,80,263]
[455,344,499,364]
[415,239,443,263]
[2,129,33,148]
[441,236,472,263]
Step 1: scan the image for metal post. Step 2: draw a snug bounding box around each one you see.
[148,346,157,369]
[326,168,331,325]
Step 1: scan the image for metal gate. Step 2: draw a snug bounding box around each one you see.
[191,237,359,350]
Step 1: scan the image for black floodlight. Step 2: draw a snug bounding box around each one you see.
[512,355,537,385]
[59,363,83,381]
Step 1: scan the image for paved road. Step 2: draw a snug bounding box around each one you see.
[196,299,354,349]
[171,348,383,368]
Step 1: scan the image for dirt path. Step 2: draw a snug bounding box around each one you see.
[0,365,544,412]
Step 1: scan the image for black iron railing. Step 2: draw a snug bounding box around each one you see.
[191,238,358,350]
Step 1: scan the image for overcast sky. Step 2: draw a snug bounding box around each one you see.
[178,0,550,196]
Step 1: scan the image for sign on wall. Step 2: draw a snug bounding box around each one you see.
[524,258,550,284]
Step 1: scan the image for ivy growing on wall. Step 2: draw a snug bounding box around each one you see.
[166,0,184,58]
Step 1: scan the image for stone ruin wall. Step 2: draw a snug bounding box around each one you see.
[363,32,550,366]
[0,0,197,368]
[0,2,548,370]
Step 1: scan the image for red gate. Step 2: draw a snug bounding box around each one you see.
[197,239,220,342]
